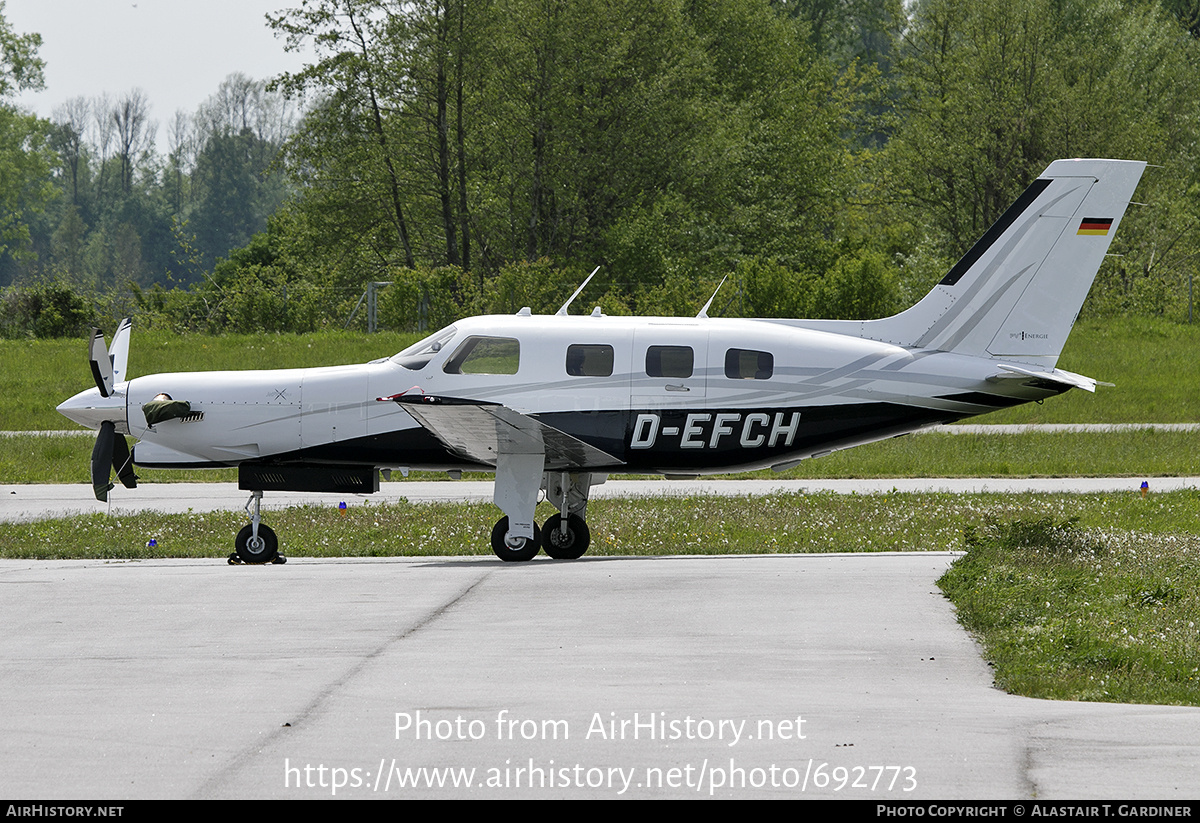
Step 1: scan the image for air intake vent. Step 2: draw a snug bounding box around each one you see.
[239,464,380,493]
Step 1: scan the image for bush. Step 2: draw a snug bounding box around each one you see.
[0,281,95,339]
[376,265,482,332]
[482,259,577,316]
[215,265,330,333]
[736,256,817,318]
[810,249,901,320]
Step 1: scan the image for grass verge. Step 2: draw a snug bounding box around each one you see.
[938,514,1200,706]
[7,488,1197,558]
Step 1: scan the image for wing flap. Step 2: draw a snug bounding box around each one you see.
[395,395,623,470]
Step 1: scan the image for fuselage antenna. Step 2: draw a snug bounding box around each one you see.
[697,275,729,319]
[556,266,602,316]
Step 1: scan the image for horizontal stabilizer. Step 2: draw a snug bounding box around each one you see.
[396,395,623,470]
[988,364,1102,393]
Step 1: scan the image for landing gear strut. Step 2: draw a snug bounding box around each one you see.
[487,471,596,561]
[229,490,285,565]
[541,471,593,560]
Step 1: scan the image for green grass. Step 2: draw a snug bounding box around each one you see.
[970,317,1200,424]
[764,428,1200,478]
[5,488,1198,560]
[6,315,1200,484]
[939,512,1200,706]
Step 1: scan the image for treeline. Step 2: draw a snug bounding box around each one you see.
[2,0,1200,338]
[0,73,296,292]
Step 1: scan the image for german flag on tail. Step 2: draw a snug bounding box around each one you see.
[1077,217,1113,236]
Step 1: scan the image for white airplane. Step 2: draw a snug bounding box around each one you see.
[58,158,1145,563]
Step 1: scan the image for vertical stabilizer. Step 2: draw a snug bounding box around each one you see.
[779,159,1145,369]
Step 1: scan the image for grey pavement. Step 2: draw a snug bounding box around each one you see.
[1,553,1197,800]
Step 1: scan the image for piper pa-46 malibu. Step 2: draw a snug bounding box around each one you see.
[58,158,1145,563]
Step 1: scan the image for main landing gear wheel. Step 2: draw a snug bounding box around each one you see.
[235,523,279,564]
[490,516,540,562]
[541,513,590,560]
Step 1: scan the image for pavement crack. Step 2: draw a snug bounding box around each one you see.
[193,570,492,798]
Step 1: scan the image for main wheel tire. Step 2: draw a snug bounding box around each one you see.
[541,513,590,560]
[490,516,540,561]
[235,523,279,564]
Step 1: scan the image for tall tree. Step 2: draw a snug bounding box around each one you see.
[883,0,1200,316]
[111,89,153,194]
[50,97,89,209]
[0,0,43,98]
[269,0,854,293]
[272,0,419,271]
[0,3,54,277]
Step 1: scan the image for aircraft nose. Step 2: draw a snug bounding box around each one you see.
[57,388,127,432]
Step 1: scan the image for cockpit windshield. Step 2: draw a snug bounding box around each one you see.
[391,325,457,370]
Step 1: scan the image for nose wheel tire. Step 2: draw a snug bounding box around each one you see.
[235,523,279,564]
[490,517,540,562]
[541,513,590,560]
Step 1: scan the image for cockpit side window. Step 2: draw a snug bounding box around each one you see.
[566,344,614,377]
[392,326,457,371]
[724,348,773,380]
[443,336,521,375]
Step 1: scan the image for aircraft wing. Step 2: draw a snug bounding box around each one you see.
[393,395,624,470]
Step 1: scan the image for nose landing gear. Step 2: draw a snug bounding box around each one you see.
[228,490,287,565]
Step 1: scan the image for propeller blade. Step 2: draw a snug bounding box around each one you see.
[88,328,113,398]
[109,317,132,385]
[92,421,116,502]
[112,430,137,490]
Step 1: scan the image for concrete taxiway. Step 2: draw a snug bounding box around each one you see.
[4,477,1199,799]
[2,551,1198,799]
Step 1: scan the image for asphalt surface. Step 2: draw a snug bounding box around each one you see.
[2,552,1198,800]
[4,477,1199,799]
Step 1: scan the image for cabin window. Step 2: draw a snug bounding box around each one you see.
[443,336,521,375]
[645,345,693,378]
[392,326,457,371]
[725,348,773,380]
[566,344,614,377]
